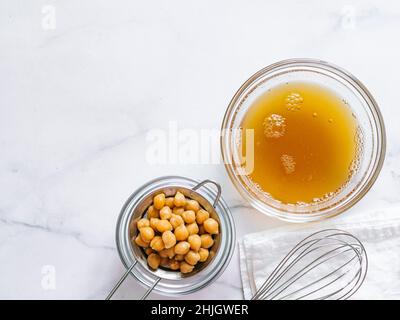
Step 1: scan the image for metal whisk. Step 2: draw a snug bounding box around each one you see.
[252,229,368,300]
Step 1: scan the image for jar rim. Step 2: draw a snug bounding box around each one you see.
[221,59,386,222]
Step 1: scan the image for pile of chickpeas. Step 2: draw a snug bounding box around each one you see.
[133,191,220,274]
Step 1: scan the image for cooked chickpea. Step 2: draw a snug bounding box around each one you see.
[209,251,215,259]
[203,218,219,235]
[174,254,184,261]
[182,210,196,224]
[200,234,214,249]
[140,227,155,243]
[186,222,199,235]
[158,249,168,259]
[145,248,153,256]
[159,206,172,220]
[188,234,201,251]
[174,241,190,255]
[185,250,200,266]
[147,205,159,219]
[172,207,185,216]
[169,260,180,270]
[174,225,189,241]
[180,261,195,274]
[198,248,209,262]
[137,218,150,229]
[150,218,160,229]
[196,209,210,225]
[174,191,186,207]
[159,247,175,259]
[162,230,177,249]
[150,236,165,251]
[160,257,170,268]
[156,219,173,233]
[160,258,179,270]
[134,235,148,248]
[147,253,161,270]
[165,197,175,208]
[170,214,184,229]
[185,199,200,212]
[153,193,166,210]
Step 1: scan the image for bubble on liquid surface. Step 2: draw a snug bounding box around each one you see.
[348,126,364,178]
[312,191,336,204]
[285,92,303,111]
[251,181,275,202]
[263,114,286,138]
[281,154,296,174]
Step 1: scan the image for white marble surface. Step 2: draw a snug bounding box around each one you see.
[1,0,399,299]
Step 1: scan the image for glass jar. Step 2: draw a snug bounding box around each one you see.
[114,176,236,297]
[221,59,386,222]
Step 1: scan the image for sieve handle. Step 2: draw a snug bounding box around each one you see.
[106,261,138,300]
[140,277,161,300]
[192,179,222,208]
[106,260,160,300]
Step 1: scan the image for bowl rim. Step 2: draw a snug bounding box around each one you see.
[221,58,386,222]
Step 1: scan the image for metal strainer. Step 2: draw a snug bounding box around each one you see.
[106,176,236,299]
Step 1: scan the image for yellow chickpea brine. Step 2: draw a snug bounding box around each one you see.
[132,190,220,275]
[240,81,360,204]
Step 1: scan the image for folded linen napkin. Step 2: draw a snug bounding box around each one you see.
[239,206,400,300]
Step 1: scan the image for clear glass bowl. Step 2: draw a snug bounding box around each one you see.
[221,59,386,222]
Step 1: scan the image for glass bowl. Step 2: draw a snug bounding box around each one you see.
[221,59,386,222]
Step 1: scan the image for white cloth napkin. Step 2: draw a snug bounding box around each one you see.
[239,206,400,300]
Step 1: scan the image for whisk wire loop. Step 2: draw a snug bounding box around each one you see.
[252,229,368,300]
